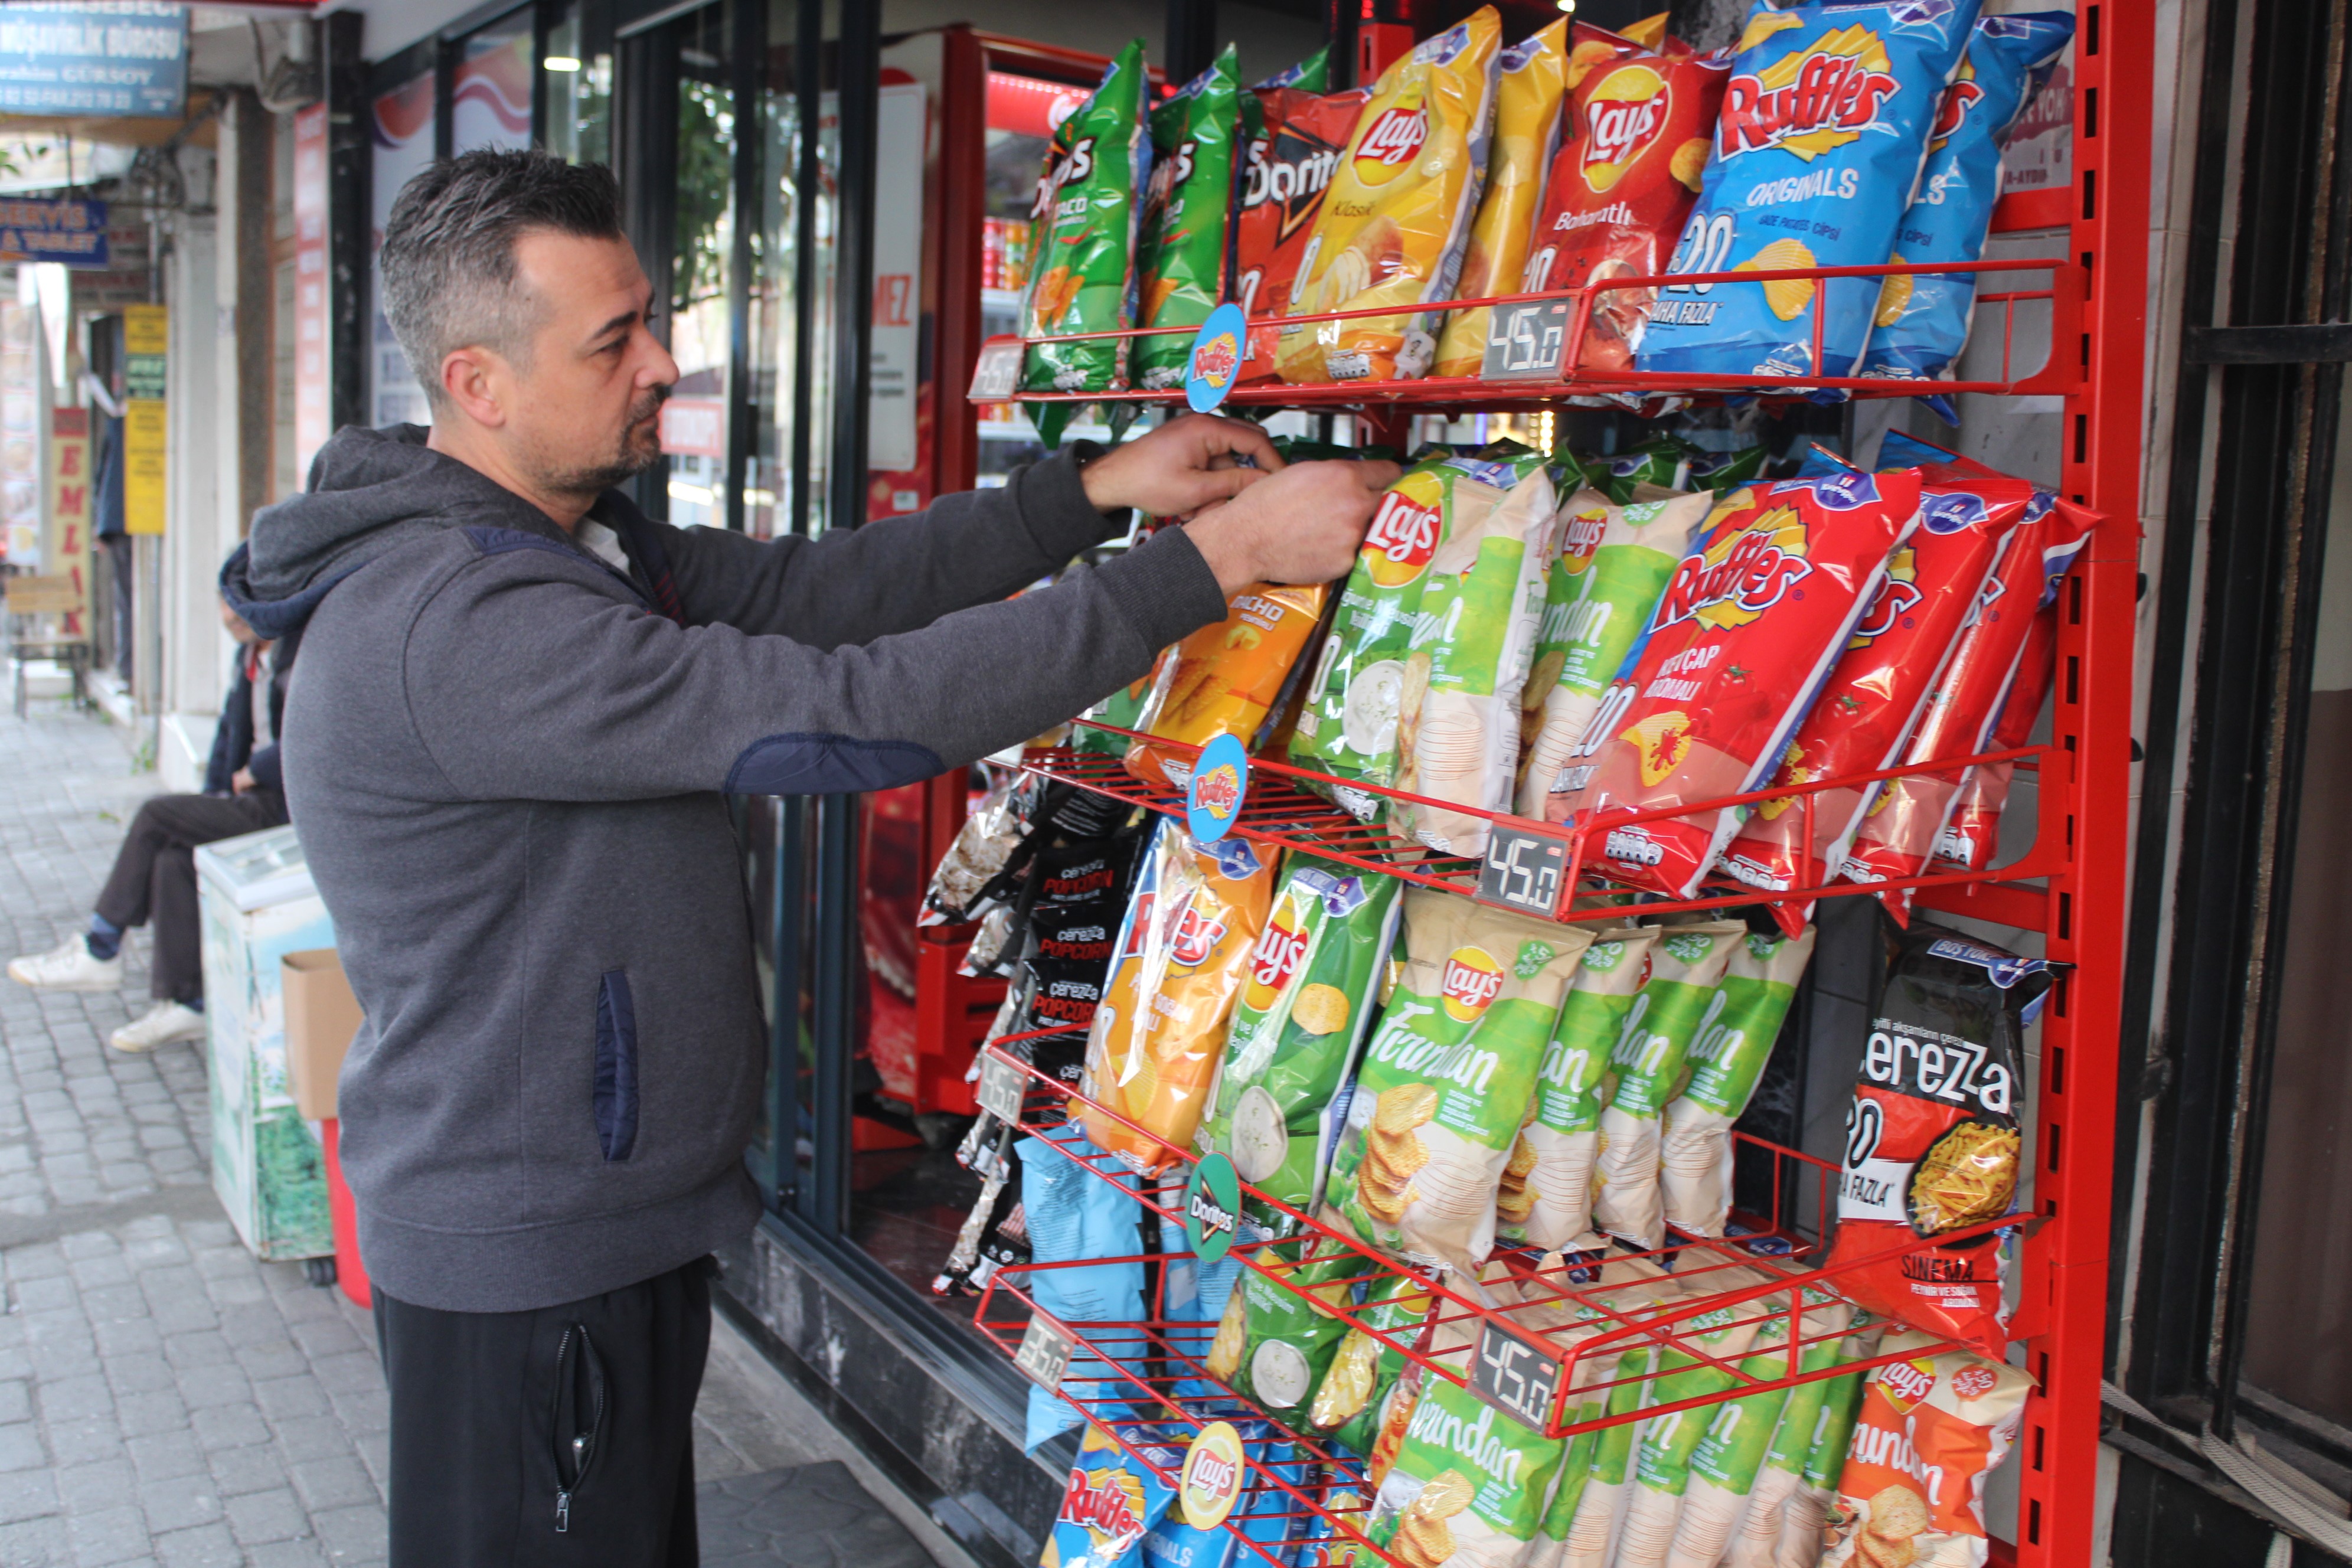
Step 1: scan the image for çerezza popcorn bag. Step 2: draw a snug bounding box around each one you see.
[1327,889,1593,1269]
[1197,859,1403,1220]
[1508,925,1659,1252]
[1860,14,2076,389]
[1433,18,1573,378]
[1135,47,1243,391]
[1083,826,1280,1175]
[1275,9,1503,385]
[1658,925,1817,1237]
[1022,40,1151,399]
[1292,449,1546,819]
[1043,1422,1183,1568]
[1592,920,1746,1249]
[1394,465,1560,858]
[1236,70,1366,381]
[1554,469,1925,900]
[1519,487,1714,819]
[1828,923,2052,1356]
[1126,583,1333,792]
[1818,1332,2035,1568]
[1522,36,1731,374]
[1933,601,2056,872]
[1716,465,2032,921]
[1636,1,1982,383]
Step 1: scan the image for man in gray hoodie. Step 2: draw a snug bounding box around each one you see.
[225,149,1392,1565]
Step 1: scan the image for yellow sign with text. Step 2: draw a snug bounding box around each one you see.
[124,399,165,535]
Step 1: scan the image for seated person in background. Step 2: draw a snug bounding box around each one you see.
[8,570,298,1052]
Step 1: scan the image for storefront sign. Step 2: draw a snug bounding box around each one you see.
[1182,1152,1241,1265]
[658,396,725,459]
[122,302,165,535]
[1178,1422,1246,1530]
[0,3,187,119]
[867,80,926,475]
[0,300,36,562]
[0,198,108,269]
[292,104,329,480]
[1185,733,1249,844]
[41,406,88,633]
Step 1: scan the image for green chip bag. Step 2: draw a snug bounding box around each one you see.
[1021,39,1149,401]
[1198,859,1403,1223]
[1369,1375,1567,1568]
[1557,1334,1661,1568]
[1306,1270,1434,1452]
[1689,443,1768,494]
[1508,926,1660,1253]
[1200,1237,1357,1424]
[1592,921,1746,1250]
[1075,665,1159,757]
[1135,47,1242,390]
[1728,1313,1880,1568]
[1660,926,1817,1237]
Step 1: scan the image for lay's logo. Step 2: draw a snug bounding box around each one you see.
[1653,506,1815,632]
[1719,28,1900,163]
[1560,507,1609,575]
[1363,491,1443,588]
[1582,66,1671,191]
[1354,105,1429,181]
[1247,908,1310,997]
[1879,1357,1937,1410]
[1440,946,1505,1023]
[1170,899,1230,968]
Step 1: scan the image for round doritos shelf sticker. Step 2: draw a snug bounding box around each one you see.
[1179,1420,1247,1531]
[1185,302,1248,413]
[1184,1152,1242,1266]
[1185,733,1249,843]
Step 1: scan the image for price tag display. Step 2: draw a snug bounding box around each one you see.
[1476,821,1569,918]
[1480,300,1572,382]
[968,335,1026,401]
[1468,1318,1562,1431]
[1014,1315,1076,1391]
[977,1050,1028,1125]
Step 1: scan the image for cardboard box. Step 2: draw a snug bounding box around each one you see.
[281,949,362,1121]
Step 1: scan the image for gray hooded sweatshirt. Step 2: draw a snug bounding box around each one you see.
[227,424,1225,1313]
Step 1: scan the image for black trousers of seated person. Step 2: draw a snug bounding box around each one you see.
[93,790,288,1002]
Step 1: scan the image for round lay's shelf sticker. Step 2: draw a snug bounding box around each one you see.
[1186,733,1250,842]
[1184,1151,1242,1265]
[1186,302,1248,413]
[1180,1420,1247,1531]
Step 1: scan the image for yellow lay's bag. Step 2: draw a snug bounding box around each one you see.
[1432,17,1570,379]
[1275,8,1503,386]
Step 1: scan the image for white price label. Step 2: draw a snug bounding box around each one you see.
[1481,300,1572,381]
[968,337,1026,401]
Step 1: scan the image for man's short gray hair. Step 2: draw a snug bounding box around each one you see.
[380,150,626,408]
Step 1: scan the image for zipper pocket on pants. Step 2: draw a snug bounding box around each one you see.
[551,1322,607,1533]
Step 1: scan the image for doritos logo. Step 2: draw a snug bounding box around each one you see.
[1033,136,1098,219]
[1582,66,1671,192]
[1719,30,1900,162]
[1929,73,1985,152]
[1354,106,1429,182]
[1171,900,1230,967]
[1560,508,1609,575]
[1654,508,1815,631]
[1440,946,1505,1023]
[1244,124,1346,242]
[1362,491,1443,588]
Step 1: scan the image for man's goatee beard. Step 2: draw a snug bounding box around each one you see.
[548,388,671,496]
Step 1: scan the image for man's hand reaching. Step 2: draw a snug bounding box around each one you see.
[1182,457,1403,596]
[1079,412,1285,518]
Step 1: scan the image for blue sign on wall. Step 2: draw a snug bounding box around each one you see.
[0,4,188,119]
[0,199,108,268]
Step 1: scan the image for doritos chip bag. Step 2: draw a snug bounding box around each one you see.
[1135,48,1243,391]
[1126,583,1333,792]
[1637,0,1982,382]
[1828,923,2052,1356]
[1553,469,1925,900]
[1522,35,1730,374]
[1022,40,1151,399]
[1818,1332,2035,1568]
[1275,9,1503,385]
[1236,68,1365,381]
[1861,14,2076,388]
[1046,1423,1183,1568]
[1433,19,1572,378]
[1083,826,1280,1175]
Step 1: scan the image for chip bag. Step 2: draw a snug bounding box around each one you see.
[1818,1332,2035,1568]
[1522,36,1730,374]
[1141,1426,1296,1568]
[1275,9,1503,384]
[1083,827,1280,1174]
[1237,71,1367,381]
[1135,48,1243,391]
[1393,464,1560,858]
[1327,889,1595,1269]
[1551,469,1925,899]
[1637,0,1982,382]
[1726,1312,1880,1568]
[1022,40,1151,400]
[1932,600,2056,871]
[1860,14,2076,388]
[1291,448,1547,818]
[1658,925,1816,1237]
[1519,486,1713,819]
[1197,858,1404,1221]
[1432,19,1572,378]
[1508,925,1658,1252]
[1044,1422,1184,1568]
[1126,582,1334,792]
[1788,1351,1876,1568]
[1308,1270,1436,1453]
[1591,920,1745,1249]
[1201,1237,1357,1423]
[1367,1368,1568,1568]
[1828,923,2052,1355]
[1079,669,1159,757]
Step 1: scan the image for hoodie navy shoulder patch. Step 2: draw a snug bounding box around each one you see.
[724,733,946,795]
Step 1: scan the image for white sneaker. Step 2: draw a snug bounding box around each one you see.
[7,936,123,992]
[110,1001,207,1053]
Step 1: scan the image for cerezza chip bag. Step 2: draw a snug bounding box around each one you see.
[1658,925,1815,1237]
[1275,9,1502,384]
[1830,923,2052,1356]
[1636,1,1981,382]
[1236,68,1366,381]
[1022,40,1151,398]
[1518,487,1713,819]
[1933,602,2056,872]
[1292,449,1547,818]
[1125,582,1334,792]
[1522,35,1730,374]
[1325,889,1593,1269]
[1554,469,1925,900]
[1083,826,1280,1174]
[1509,925,1657,1252]
[1134,48,1242,390]
[1432,19,1572,378]
[1819,1332,2034,1568]
[1197,860,1403,1220]
[1591,920,1745,1249]
[1860,14,2076,388]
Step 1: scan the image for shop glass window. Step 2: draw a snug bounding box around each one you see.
[657,4,736,531]
[367,63,435,427]
[451,11,535,154]
[543,5,613,168]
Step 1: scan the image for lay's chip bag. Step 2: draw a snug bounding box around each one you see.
[1432,18,1572,378]
[1275,9,1502,384]
[1044,1422,1182,1568]
[1507,924,1660,1252]
[1860,14,2075,388]
[1636,0,1982,383]
[1135,48,1243,391]
[1023,40,1151,401]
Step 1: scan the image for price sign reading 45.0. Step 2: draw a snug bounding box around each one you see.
[1481,299,1572,382]
[976,1050,1028,1125]
[1014,1315,1075,1391]
[1468,1318,1562,1431]
[968,335,1026,401]
[1476,821,1568,918]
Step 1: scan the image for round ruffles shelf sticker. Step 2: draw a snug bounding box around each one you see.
[1185,303,1248,413]
[1185,733,1249,843]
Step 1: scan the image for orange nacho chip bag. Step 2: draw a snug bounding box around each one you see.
[1124,583,1332,793]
